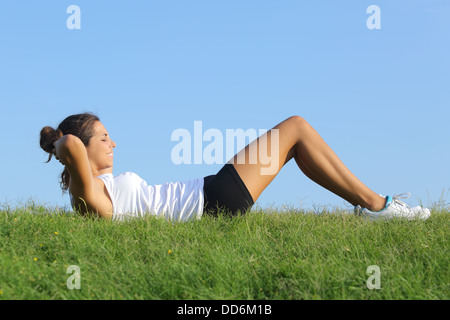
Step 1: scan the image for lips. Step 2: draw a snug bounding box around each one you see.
[107,152,113,158]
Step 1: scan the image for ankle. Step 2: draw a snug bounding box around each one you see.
[366,195,387,212]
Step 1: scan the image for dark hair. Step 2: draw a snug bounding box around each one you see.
[40,112,100,192]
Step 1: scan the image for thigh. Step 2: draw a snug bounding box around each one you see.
[229,116,302,203]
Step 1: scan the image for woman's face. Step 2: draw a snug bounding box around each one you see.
[85,121,116,176]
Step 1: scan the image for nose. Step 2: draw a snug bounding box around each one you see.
[111,140,117,148]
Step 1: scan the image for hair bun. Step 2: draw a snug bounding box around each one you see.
[40,126,63,154]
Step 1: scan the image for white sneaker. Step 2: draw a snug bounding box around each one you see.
[358,193,431,220]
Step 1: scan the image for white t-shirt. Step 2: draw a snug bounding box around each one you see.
[96,172,204,222]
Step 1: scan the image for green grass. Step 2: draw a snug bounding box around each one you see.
[0,202,448,300]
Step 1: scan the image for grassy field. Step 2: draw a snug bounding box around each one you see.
[0,202,448,300]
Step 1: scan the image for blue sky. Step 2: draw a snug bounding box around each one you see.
[0,0,449,211]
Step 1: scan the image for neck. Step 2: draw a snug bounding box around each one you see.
[92,167,113,177]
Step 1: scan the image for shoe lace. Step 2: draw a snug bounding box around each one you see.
[391,192,411,208]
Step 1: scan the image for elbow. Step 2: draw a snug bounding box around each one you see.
[71,195,113,220]
[57,134,85,164]
[97,211,113,220]
[75,206,113,220]
[64,134,84,151]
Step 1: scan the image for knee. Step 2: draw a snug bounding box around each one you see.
[286,115,312,139]
[288,115,306,122]
[287,115,309,129]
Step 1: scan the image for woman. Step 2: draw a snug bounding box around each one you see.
[40,113,430,221]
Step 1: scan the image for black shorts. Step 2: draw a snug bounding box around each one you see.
[203,163,254,216]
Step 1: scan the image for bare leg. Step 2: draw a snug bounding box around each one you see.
[229,116,386,211]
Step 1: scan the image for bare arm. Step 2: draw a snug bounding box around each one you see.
[53,135,113,218]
